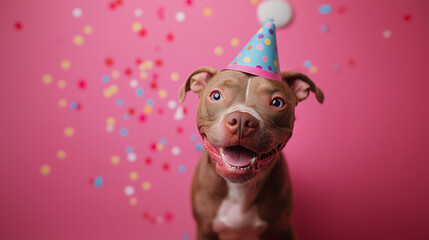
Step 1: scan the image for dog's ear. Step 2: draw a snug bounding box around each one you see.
[178,66,219,103]
[281,71,324,105]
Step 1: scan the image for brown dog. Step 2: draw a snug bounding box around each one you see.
[179,66,324,240]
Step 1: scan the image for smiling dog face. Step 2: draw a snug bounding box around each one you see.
[179,66,323,183]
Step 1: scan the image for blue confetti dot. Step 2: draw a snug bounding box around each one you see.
[179,165,186,173]
[318,4,332,14]
[146,99,154,106]
[320,24,329,32]
[160,138,167,145]
[126,146,133,153]
[196,143,204,151]
[183,233,189,239]
[102,75,110,83]
[94,176,103,188]
[70,102,77,110]
[333,64,341,72]
[116,99,124,106]
[123,113,130,120]
[120,128,128,136]
[304,60,312,68]
[136,87,144,97]
[190,134,197,141]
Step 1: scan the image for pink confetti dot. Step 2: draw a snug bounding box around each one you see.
[139,114,146,122]
[145,157,152,165]
[125,68,132,76]
[162,163,170,171]
[78,79,87,89]
[185,0,193,6]
[166,33,175,42]
[14,22,23,30]
[139,28,147,37]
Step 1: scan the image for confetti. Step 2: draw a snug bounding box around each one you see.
[129,79,139,88]
[179,165,186,173]
[320,25,329,33]
[132,22,142,32]
[175,11,186,22]
[158,89,167,98]
[129,171,139,181]
[42,74,53,85]
[172,146,181,156]
[134,8,143,17]
[250,0,259,5]
[64,127,75,137]
[127,152,137,162]
[124,186,135,196]
[72,8,83,18]
[83,25,93,34]
[106,117,116,126]
[57,150,66,159]
[103,85,118,98]
[203,7,213,17]
[61,60,71,70]
[58,98,67,107]
[74,35,84,46]
[94,177,103,188]
[167,100,177,109]
[142,181,151,190]
[111,155,120,165]
[40,165,51,175]
[231,38,240,47]
[318,5,332,14]
[309,65,318,74]
[136,87,144,97]
[120,128,128,137]
[383,30,392,39]
[57,80,66,89]
[112,70,120,79]
[14,22,23,30]
[129,197,138,206]
[214,46,224,56]
[143,105,153,114]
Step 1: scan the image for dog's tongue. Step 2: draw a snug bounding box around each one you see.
[221,147,254,167]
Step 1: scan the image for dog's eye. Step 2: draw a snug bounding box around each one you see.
[271,98,284,108]
[210,91,223,101]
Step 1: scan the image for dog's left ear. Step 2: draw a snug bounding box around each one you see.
[178,66,219,103]
[281,71,324,104]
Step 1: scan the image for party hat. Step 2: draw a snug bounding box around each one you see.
[225,20,281,81]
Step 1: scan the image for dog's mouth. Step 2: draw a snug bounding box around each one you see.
[201,133,287,181]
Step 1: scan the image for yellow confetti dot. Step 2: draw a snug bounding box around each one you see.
[103,85,119,98]
[309,65,318,74]
[57,80,66,89]
[257,28,263,33]
[61,60,71,70]
[142,181,151,190]
[42,74,53,85]
[132,22,142,32]
[139,60,154,70]
[111,70,120,79]
[203,7,213,17]
[83,25,93,35]
[140,71,148,79]
[129,197,138,206]
[73,35,84,46]
[57,150,66,159]
[244,57,251,63]
[143,105,153,114]
[230,38,239,47]
[170,72,179,81]
[214,46,224,56]
[40,165,51,175]
[58,98,67,108]
[64,127,75,137]
[129,171,139,181]
[250,0,260,5]
[158,89,168,99]
[156,143,163,151]
[111,155,120,165]
[274,60,278,67]
[106,117,116,126]
[265,39,271,45]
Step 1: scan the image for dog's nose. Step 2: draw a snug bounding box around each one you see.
[225,112,259,137]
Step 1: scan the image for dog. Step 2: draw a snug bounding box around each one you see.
[179,66,324,240]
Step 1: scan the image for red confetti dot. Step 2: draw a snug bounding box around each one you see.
[157,108,164,115]
[125,68,132,76]
[162,163,170,171]
[150,81,158,89]
[177,126,184,134]
[109,2,117,10]
[116,0,123,6]
[14,22,23,30]
[139,114,146,122]
[164,212,174,222]
[76,102,83,111]
[145,157,152,165]
[150,218,156,224]
[105,58,114,67]
[150,143,157,151]
[183,107,188,115]
[143,212,151,219]
[136,58,143,65]
[155,59,163,67]
[337,6,346,14]
[128,108,135,115]
[348,58,356,67]
[89,178,94,185]
[404,14,412,22]
[78,79,87,89]
[139,28,147,37]
[166,33,175,42]
[185,0,193,6]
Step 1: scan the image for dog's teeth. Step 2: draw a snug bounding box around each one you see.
[250,157,256,167]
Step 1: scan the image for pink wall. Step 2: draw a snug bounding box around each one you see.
[1,0,428,239]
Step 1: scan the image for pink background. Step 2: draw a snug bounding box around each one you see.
[1,0,428,239]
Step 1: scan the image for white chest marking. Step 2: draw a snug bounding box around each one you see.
[213,183,267,240]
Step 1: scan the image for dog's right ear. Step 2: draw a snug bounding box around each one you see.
[178,66,219,103]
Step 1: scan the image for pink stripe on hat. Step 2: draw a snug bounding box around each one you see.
[225,64,281,81]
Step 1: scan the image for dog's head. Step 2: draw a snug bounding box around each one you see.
[179,66,324,183]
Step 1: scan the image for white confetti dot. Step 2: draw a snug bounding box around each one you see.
[134,8,143,17]
[106,125,114,132]
[174,106,185,121]
[72,8,83,18]
[257,0,293,28]
[172,146,181,156]
[127,152,137,162]
[175,11,186,22]
[129,79,139,88]
[167,100,177,109]
[383,30,392,39]
[124,186,135,196]
[156,216,165,224]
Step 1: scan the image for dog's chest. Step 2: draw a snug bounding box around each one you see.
[212,183,267,240]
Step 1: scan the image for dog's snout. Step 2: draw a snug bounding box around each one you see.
[225,112,259,137]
